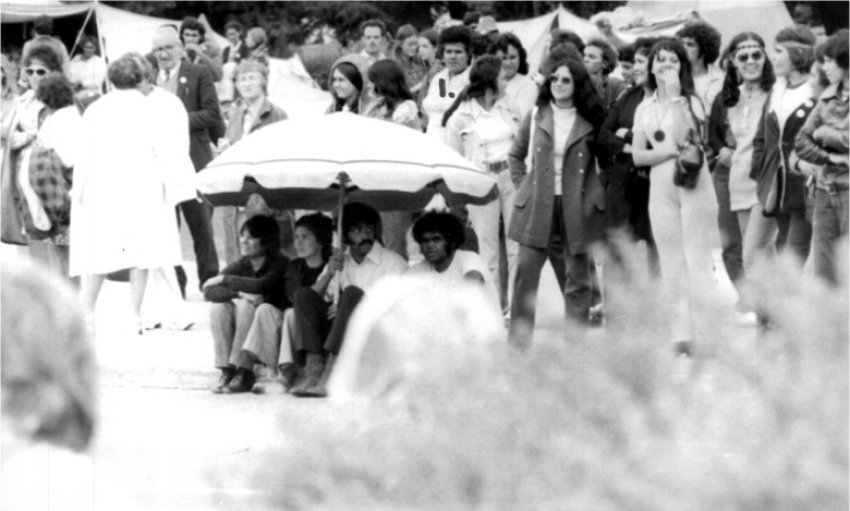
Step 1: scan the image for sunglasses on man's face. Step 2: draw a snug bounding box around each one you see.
[549,74,572,85]
[25,68,48,77]
[736,51,764,64]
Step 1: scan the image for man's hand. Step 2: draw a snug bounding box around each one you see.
[616,127,630,139]
[716,146,734,169]
[238,292,264,305]
[327,300,338,320]
[328,253,344,274]
[202,274,224,290]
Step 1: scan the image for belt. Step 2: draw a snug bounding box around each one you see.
[485,161,509,173]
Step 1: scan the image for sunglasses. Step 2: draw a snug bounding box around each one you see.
[549,74,572,85]
[736,51,764,63]
[25,68,48,77]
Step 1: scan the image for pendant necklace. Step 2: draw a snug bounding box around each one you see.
[653,98,672,143]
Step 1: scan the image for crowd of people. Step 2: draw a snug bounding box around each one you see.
[1,9,847,397]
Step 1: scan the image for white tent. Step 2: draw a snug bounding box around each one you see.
[497,6,604,74]
[619,0,795,47]
[1,0,330,117]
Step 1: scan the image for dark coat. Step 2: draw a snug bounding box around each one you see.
[149,57,224,171]
[507,104,606,254]
[750,90,816,215]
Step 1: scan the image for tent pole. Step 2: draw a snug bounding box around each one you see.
[69,5,95,57]
[334,172,349,306]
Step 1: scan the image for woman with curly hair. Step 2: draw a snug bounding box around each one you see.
[507,54,607,347]
[631,39,719,355]
[707,32,776,316]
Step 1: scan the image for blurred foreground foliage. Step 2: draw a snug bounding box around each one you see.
[209,237,848,510]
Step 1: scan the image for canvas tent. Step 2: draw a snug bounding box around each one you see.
[619,0,795,47]
[497,5,604,75]
[1,0,330,117]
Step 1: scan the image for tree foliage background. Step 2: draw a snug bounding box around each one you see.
[105,1,626,50]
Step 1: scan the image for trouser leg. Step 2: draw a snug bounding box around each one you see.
[179,199,220,287]
[324,286,365,355]
[563,250,592,325]
[210,301,235,368]
[712,168,744,288]
[241,303,283,368]
[227,299,257,368]
[468,199,501,295]
[292,287,331,355]
[508,244,548,349]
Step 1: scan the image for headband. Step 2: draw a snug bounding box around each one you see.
[778,40,814,50]
[734,41,763,53]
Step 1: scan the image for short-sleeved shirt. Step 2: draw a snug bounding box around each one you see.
[407,250,499,310]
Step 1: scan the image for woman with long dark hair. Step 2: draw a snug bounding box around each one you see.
[392,24,427,95]
[443,55,521,313]
[506,55,606,348]
[364,59,422,258]
[326,56,368,114]
[707,32,776,315]
[631,39,719,355]
[489,33,537,119]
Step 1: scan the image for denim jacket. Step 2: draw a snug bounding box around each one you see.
[795,83,849,185]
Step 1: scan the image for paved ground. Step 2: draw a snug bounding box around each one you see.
[5,245,746,510]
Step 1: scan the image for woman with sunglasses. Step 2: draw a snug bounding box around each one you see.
[750,26,818,271]
[707,33,776,318]
[443,55,521,315]
[1,44,63,249]
[631,39,719,356]
[364,59,423,259]
[506,54,606,348]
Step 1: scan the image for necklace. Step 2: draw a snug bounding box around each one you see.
[653,97,673,142]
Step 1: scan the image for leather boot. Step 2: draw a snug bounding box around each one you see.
[298,354,335,398]
[290,353,326,397]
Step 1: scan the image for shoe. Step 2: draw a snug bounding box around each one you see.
[211,367,235,394]
[225,368,256,393]
[290,354,326,397]
[296,354,335,398]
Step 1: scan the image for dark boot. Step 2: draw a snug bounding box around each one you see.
[290,353,326,397]
[225,368,256,393]
[211,367,235,394]
[298,354,336,398]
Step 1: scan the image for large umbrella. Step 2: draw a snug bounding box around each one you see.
[196,112,499,213]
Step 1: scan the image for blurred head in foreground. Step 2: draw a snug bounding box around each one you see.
[1,261,96,453]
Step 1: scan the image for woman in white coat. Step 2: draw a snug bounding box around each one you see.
[70,53,195,332]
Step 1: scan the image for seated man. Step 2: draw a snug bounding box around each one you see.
[203,215,289,393]
[290,202,408,398]
[407,211,499,312]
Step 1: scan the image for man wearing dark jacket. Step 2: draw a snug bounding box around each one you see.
[151,26,224,294]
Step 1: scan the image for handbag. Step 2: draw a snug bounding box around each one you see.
[673,98,706,190]
[28,142,72,228]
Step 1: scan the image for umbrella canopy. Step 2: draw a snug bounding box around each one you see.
[196,112,498,212]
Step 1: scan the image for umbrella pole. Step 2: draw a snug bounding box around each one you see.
[334,172,350,306]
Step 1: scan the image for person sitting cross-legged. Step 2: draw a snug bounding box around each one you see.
[406,211,500,314]
[289,202,408,398]
[203,215,289,394]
